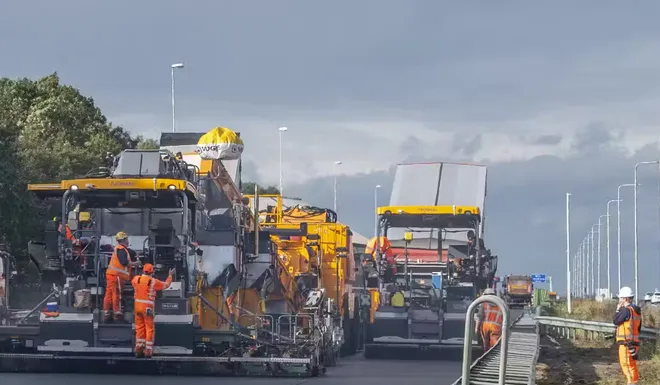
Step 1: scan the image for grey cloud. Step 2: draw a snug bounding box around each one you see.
[4,1,660,125]
[527,134,563,146]
[571,122,620,154]
[452,134,482,157]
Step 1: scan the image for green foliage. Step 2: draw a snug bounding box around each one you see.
[0,73,145,255]
[241,182,280,195]
[136,138,160,149]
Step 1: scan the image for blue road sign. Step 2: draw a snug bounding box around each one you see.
[531,274,546,283]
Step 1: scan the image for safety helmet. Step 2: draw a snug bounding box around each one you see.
[115,231,128,241]
[618,286,634,298]
[143,263,154,274]
[483,288,496,295]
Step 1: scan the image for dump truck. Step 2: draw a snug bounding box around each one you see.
[502,275,533,308]
[362,162,497,360]
[0,128,335,377]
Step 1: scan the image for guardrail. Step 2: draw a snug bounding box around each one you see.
[536,316,659,340]
[452,300,540,385]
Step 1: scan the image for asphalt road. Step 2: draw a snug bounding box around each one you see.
[2,354,463,385]
[2,309,525,385]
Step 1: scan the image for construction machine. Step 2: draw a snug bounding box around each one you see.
[244,195,369,365]
[0,129,331,376]
[363,162,498,359]
[502,275,533,308]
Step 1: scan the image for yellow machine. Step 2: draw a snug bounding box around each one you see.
[0,129,332,377]
[362,204,490,359]
[246,194,369,359]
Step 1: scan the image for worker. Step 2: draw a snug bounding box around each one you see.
[132,263,174,358]
[103,232,141,322]
[614,286,641,385]
[54,217,74,241]
[391,290,405,307]
[475,288,502,351]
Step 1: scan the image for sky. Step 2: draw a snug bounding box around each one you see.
[4,1,660,296]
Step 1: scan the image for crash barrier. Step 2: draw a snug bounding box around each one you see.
[452,302,539,385]
[536,316,659,341]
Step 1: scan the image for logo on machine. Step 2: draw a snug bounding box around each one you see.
[110,181,135,187]
[162,302,179,310]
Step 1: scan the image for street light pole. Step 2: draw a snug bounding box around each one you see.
[597,215,607,296]
[591,225,598,296]
[606,199,620,298]
[333,161,342,215]
[374,185,381,238]
[278,127,288,196]
[617,183,634,291]
[634,161,659,301]
[566,193,572,313]
[584,231,594,296]
[171,63,184,133]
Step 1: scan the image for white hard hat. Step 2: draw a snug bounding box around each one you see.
[618,286,634,298]
[483,288,496,295]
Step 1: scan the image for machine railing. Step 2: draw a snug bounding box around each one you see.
[459,295,511,385]
[453,305,540,385]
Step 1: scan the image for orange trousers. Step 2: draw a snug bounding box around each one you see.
[618,344,639,384]
[134,307,155,357]
[103,274,125,318]
[480,323,501,351]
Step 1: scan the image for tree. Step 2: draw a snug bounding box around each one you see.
[0,73,141,183]
[136,138,160,149]
[241,182,280,195]
[0,73,144,255]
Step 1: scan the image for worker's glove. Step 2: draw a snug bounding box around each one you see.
[146,308,154,317]
[629,345,639,360]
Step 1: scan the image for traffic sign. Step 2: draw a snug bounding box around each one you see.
[531,274,546,283]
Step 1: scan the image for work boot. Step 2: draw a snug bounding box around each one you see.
[135,349,145,358]
[113,313,124,323]
[103,311,113,323]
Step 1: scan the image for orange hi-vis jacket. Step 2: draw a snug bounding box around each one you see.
[616,305,641,345]
[107,244,131,281]
[132,274,172,311]
[483,303,503,328]
[58,223,74,241]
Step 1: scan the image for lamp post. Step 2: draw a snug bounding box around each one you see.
[617,183,634,290]
[634,161,659,301]
[597,215,607,296]
[566,193,572,313]
[606,199,620,298]
[171,63,184,133]
[333,161,342,215]
[374,185,381,238]
[278,127,288,196]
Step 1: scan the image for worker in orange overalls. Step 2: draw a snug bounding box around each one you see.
[103,231,140,322]
[614,286,641,385]
[132,263,174,358]
[475,288,502,351]
[55,217,74,241]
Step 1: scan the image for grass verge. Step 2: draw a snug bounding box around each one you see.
[536,299,660,384]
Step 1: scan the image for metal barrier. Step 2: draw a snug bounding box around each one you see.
[536,316,659,340]
[460,295,511,385]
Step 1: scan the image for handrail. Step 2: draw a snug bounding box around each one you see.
[461,295,511,385]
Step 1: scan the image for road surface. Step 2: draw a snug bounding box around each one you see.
[3,354,462,385]
[2,310,523,385]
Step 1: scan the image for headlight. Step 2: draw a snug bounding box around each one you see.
[70,185,79,190]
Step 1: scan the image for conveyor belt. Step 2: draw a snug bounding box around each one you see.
[452,312,539,385]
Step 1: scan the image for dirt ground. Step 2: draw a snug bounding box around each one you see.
[535,335,660,385]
